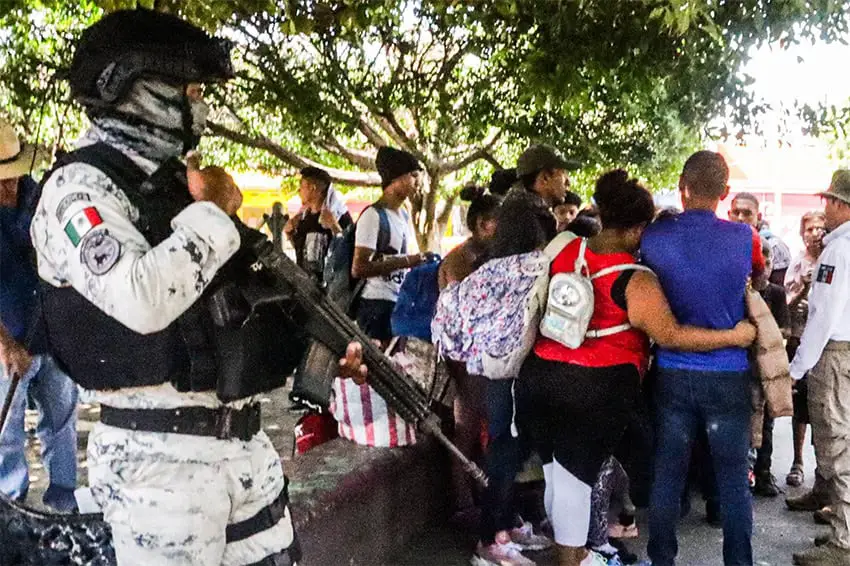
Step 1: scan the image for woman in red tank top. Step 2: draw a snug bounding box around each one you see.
[516,170,757,566]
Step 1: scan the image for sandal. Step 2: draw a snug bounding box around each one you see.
[786,464,805,487]
[608,522,639,539]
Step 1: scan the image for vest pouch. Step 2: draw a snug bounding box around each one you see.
[213,291,308,402]
[539,272,595,349]
[41,285,189,391]
[290,340,339,411]
[208,282,251,329]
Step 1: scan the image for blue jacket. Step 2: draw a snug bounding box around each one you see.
[0,175,41,343]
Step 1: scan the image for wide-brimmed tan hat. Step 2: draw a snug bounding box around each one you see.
[0,119,38,181]
[819,169,850,206]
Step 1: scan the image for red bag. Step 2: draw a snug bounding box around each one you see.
[294,411,339,455]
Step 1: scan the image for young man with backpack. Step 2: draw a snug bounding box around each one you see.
[326,147,430,449]
[351,146,429,343]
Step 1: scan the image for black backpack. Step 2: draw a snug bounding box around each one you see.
[323,203,393,316]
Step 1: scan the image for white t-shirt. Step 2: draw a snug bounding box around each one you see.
[354,206,419,301]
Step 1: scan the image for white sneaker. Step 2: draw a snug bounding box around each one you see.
[509,521,553,551]
[581,550,613,566]
[471,540,536,566]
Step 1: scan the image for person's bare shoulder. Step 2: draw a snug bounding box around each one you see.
[439,242,471,289]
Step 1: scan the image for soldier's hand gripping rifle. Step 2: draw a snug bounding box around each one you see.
[237,223,489,488]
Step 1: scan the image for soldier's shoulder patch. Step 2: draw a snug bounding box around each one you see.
[817,264,836,285]
[80,230,121,276]
[64,207,103,247]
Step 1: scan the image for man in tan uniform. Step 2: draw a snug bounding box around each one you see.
[792,171,850,566]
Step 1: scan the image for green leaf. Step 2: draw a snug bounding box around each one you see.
[4,0,849,244]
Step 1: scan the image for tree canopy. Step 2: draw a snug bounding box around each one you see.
[2,0,849,244]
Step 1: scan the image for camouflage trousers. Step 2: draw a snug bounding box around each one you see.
[809,341,850,549]
[87,423,296,565]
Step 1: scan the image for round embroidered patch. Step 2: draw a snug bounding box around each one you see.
[80,231,121,275]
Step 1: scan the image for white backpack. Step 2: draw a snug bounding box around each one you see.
[431,231,577,380]
[539,238,653,349]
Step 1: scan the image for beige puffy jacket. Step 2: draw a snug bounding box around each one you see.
[747,289,793,447]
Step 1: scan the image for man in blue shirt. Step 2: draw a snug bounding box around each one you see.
[641,151,760,566]
[0,119,78,512]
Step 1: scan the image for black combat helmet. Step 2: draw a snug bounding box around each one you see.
[69,9,234,107]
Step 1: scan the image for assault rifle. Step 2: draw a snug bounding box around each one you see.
[0,222,487,566]
[239,223,488,486]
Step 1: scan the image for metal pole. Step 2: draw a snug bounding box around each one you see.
[0,373,21,439]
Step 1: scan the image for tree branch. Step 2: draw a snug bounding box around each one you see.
[410,105,425,142]
[375,111,430,165]
[208,122,381,187]
[482,151,503,169]
[437,193,458,226]
[432,44,468,98]
[439,130,504,174]
[357,117,388,148]
[317,138,376,170]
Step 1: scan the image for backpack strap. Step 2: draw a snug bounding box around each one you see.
[360,203,394,256]
[375,206,393,255]
[543,231,578,260]
[591,263,654,280]
[399,209,409,255]
[586,324,634,339]
[574,238,589,275]
[585,264,654,339]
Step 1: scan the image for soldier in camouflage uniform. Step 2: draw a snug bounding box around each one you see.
[31,10,299,565]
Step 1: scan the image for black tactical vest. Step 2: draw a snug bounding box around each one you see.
[40,143,306,401]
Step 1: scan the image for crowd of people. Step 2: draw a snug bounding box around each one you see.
[324,143,849,566]
[276,135,850,566]
[1,8,850,566]
[431,149,849,566]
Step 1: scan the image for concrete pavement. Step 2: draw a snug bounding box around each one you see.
[393,416,823,566]
[20,392,824,565]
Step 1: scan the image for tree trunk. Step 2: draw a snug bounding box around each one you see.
[435,198,457,250]
[417,169,441,252]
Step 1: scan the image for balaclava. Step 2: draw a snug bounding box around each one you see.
[89,78,209,164]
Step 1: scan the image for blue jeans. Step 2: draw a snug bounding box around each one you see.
[480,378,523,543]
[0,355,78,511]
[648,369,753,566]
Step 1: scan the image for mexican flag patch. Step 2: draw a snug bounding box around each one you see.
[64,207,103,247]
